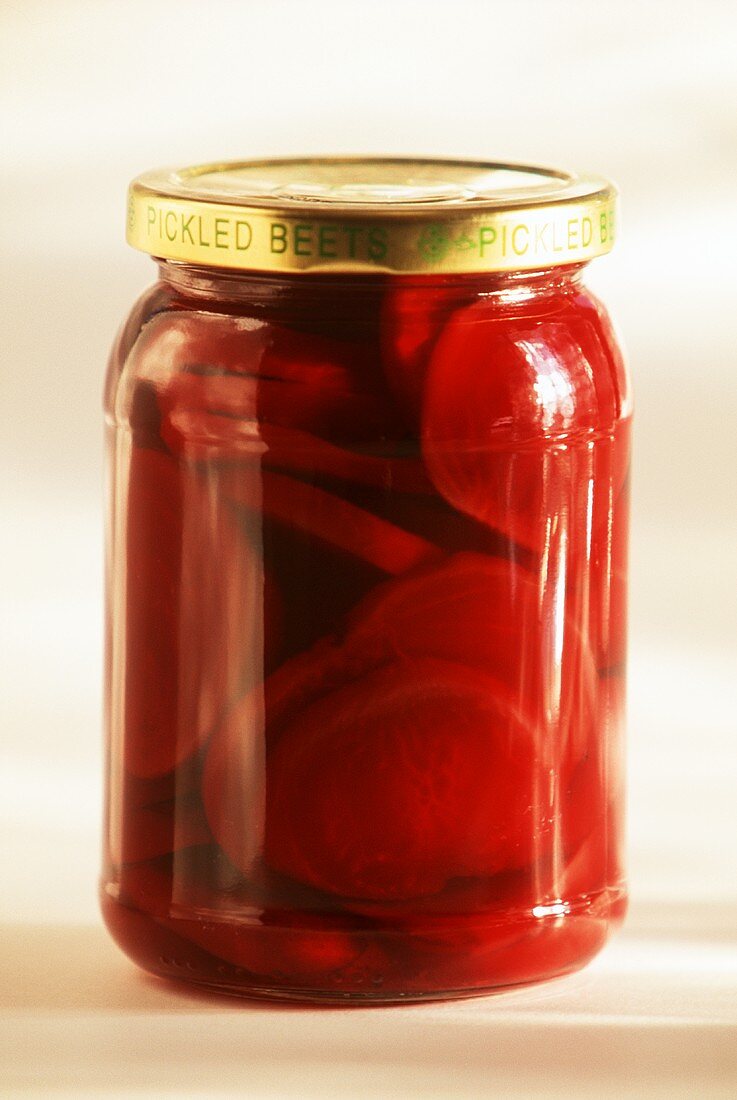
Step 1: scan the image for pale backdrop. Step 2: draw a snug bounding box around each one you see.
[2,1,736,1095]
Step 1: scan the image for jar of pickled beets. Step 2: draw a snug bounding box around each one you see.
[102,157,631,1002]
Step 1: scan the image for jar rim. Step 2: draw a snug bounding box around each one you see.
[127,156,617,275]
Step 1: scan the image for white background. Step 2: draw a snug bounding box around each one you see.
[2,1,736,1095]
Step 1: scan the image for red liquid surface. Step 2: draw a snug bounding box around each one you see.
[102,269,630,1001]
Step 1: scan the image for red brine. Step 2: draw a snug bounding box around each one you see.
[103,158,630,1001]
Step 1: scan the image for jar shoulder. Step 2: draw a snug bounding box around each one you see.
[105,273,632,442]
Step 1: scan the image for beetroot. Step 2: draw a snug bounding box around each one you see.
[265,660,542,901]
[122,447,268,778]
[421,292,627,553]
[380,281,474,422]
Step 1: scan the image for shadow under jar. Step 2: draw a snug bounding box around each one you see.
[102,157,632,1002]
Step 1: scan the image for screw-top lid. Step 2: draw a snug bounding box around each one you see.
[127,156,617,275]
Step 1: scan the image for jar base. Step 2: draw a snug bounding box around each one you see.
[101,883,626,1005]
[138,957,593,1006]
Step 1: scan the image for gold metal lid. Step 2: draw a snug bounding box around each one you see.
[127,157,617,275]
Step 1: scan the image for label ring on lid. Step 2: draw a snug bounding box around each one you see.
[126,156,617,274]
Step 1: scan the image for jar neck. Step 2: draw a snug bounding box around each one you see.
[156,260,588,310]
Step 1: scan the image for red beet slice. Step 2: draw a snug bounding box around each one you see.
[161,376,432,493]
[561,828,608,901]
[265,659,544,901]
[202,636,349,865]
[102,880,233,984]
[161,373,389,459]
[596,669,627,891]
[131,311,269,379]
[201,686,267,878]
[401,909,606,993]
[188,920,367,981]
[107,755,209,867]
[222,467,441,577]
[352,552,598,763]
[117,856,375,983]
[116,791,211,866]
[345,737,608,920]
[559,738,606,887]
[123,448,185,778]
[265,551,595,754]
[255,553,543,755]
[158,370,262,460]
[131,311,393,448]
[123,447,269,778]
[202,552,597,880]
[342,551,540,682]
[257,424,432,495]
[421,298,624,553]
[256,323,393,443]
[341,860,548,921]
[381,282,473,422]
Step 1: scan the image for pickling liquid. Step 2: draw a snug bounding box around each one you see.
[102,270,629,1000]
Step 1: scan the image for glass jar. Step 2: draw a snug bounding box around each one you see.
[102,158,631,1002]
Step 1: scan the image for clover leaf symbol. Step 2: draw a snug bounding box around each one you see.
[417,225,451,262]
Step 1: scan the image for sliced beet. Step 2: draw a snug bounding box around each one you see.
[267,552,595,751]
[123,447,270,778]
[341,861,549,921]
[400,910,607,993]
[265,659,543,901]
[159,371,262,460]
[259,424,433,496]
[202,629,368,876]
[107,755,208,866]
[116,852,376,983]
[255,557,595,902]
[183,919,368,981]
[142,311,270,377]
[202,551,598,886]
[162,379,432,494]
[223,467,442,577]
[263,323,393,443]
[380,281,474,424]
[421,296,625,553]
[134,311,394,450]
[116,790,211,866]
[342,550,597,766]
[201,686,266,879]
[341,552,540,683]
[123,448,186,777]
[116,845,256,920]
[160,372,391,459]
